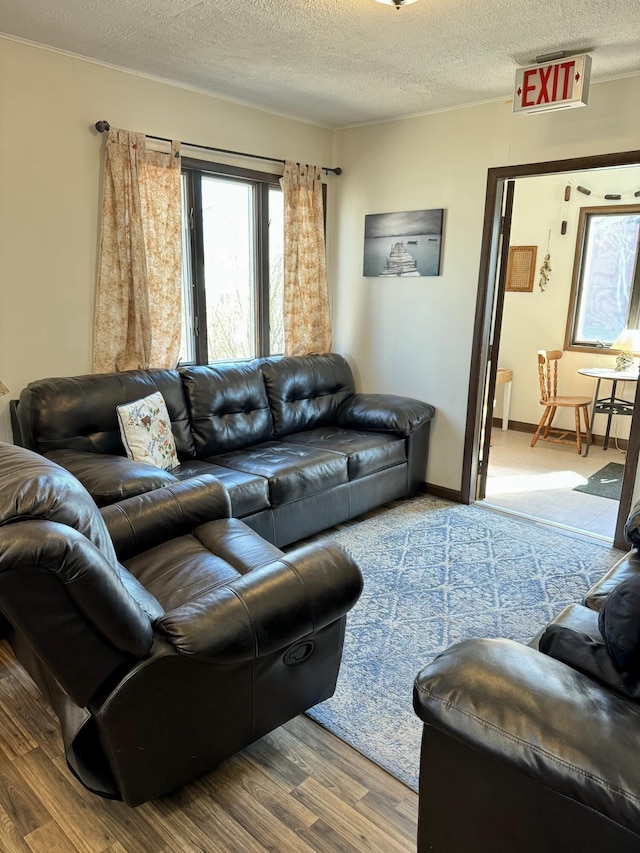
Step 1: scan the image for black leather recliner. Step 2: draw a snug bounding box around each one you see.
[413,636,640,852]
[0,441,363,805]
[414,502,640,853]
[413,507,640,853]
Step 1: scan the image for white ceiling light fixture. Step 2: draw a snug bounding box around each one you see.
[374,0,419,8]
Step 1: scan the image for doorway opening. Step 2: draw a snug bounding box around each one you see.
[462,149,640,551]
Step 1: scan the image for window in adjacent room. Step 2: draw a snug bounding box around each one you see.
[565,204,640,352]
[179,159,284,364]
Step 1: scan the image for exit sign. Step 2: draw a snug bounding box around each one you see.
[513,54,591,114]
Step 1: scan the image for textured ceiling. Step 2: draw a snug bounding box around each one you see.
[2,0,639,127]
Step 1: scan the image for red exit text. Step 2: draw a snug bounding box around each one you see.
[513,54,591,114]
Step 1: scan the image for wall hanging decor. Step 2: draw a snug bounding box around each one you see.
[505,245,537,292]
[363,209,444,277]
[538,229,552,291]
[538,252,552,291]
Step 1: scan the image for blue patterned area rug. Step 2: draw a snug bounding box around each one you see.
[307,495,623,792]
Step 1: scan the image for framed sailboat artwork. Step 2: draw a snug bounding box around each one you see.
[363,208,444,277]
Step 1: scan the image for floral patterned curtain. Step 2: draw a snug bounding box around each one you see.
[93,128,182,372]
[280,161,332,355]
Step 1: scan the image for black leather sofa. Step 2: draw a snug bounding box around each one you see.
[0,441,363,805]
[413,505,640,852]
[15,353,435,547]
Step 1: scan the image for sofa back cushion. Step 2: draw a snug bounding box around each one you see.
[17,370,195,459]
[180,362,274,457]
[260,353,355,437]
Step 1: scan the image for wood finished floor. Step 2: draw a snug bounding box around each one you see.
[0,640,418,852]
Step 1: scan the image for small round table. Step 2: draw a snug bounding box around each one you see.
[577,366,639,456]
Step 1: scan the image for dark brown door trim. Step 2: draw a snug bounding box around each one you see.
[477,180,515,501]
[462,149,640,550]
[461,173,505,504]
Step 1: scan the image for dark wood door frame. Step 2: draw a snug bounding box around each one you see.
[478,180,515,501]
[462,149,640,550]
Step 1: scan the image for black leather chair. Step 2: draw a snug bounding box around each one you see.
[413,635,640,852]
[0,442,363,805]
[413,517,640,853]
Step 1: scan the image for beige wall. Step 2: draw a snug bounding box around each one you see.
[0,37,334,442]
[3,36,640,496]
[332,76,640,492]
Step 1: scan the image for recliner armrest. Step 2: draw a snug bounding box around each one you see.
[156,541,363,662]
[414,637,640,837]
[0,519,153,706]
[337,393,435,436]
[101,475,231,560]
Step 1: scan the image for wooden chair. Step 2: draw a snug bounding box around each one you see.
[531,349,592,454]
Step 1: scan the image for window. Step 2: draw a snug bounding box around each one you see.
[565,204,640,351]
[179,159,284,364]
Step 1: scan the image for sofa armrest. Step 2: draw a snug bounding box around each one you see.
[337,393,435,436]
[101,475,231,560]
[156,541,363,662]
[414,637,640,837]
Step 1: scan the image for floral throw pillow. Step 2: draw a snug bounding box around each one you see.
[116,391,178,470]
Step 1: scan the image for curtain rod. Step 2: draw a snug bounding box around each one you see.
[94,120,341,176]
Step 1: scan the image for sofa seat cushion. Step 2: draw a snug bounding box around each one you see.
[280,427,406,480]
[46,449,177,507]
[207,442,348,507]
[171,460,270,518]
[124,519,283,612]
